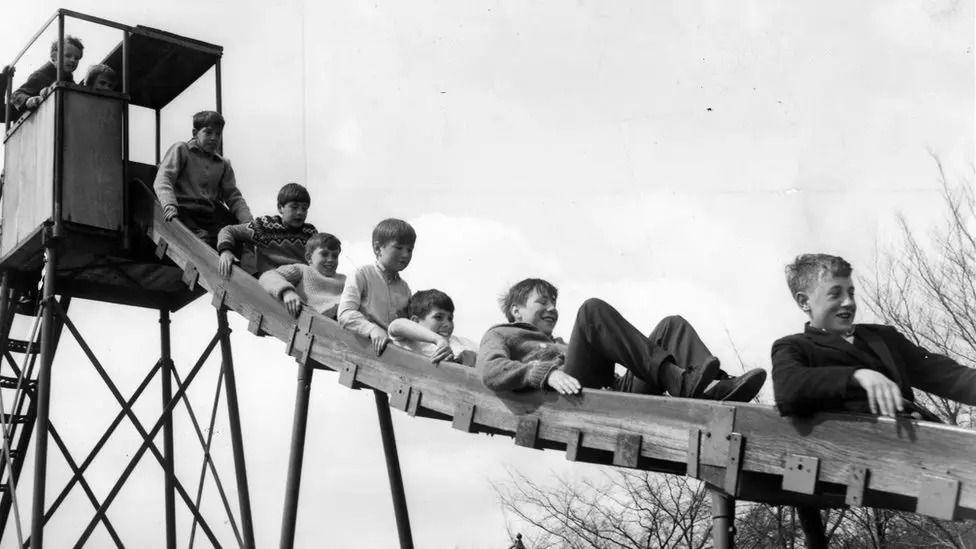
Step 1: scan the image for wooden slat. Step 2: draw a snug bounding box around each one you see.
[613,433,642,468]
[846,465,869,507]
[389,383,411,412]
[724,433,744,495]
[782,455,819,495]
[514,417,540,449]
[452,402,475,433]
[687,429,701,479]
[917,474,960,520]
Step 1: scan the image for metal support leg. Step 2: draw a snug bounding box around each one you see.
[159,310,176,549]
[709,487,735,549]
[216,308,255,548]
[279,362,314,549]
[30,235,57,549]
[374,391,414,549]
[796,506,828,549]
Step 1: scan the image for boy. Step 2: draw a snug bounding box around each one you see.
[259,233,345,319]
[337,218,414,355]
[84,64,117,92]
[389,289,478,366]
[11,36,84,113]
[479,278,766,401]
[772,253,976,418]
[216,182,317,277]
[153,110,253,247]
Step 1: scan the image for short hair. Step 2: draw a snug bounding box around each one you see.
[372,218,416,248]
[84,64,117,88]
[785,254,853,298]
[50,36,84,56]
[408,289,455,319]
[277,183,310,207]
[192,110,225,131]
[500,278,558,322]
[305,232,341,257]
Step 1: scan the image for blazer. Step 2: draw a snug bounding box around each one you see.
[771,323,976,416]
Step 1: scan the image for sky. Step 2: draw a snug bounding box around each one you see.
[1,1,973,547]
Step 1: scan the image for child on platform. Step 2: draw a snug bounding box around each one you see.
[478,278,766,401]
[771,253,976,418]
[153,110,253,247]
[84,64,117,92]
[259,233,345,319]
[389,289,478,366]
[217,182,317,277]
[337,218,415,355]
[11,36,84,114]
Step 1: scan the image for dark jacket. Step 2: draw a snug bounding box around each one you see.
[771,323,976,416]
[478,322,565,391]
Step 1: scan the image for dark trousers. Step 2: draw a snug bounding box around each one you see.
[560,298,716,394]
[180,202,237,249]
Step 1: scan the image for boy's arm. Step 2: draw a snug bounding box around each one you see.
[217,221,257,254]
[888,327,976,406]
[771,337,860,415]
[258,265,304,316]
[219,161,253,223]
[478,330,561,391]
[388,319,442,345]
[337,269,386,340]
[11,65,52,109]
[153,143,185,215]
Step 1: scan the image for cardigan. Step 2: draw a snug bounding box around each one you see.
[477,322,566,391]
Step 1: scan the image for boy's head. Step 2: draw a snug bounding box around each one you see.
[191,110,225,155]
[501,278,559,335]
[785,254,855,336]
[49,36,83,76]
[305,232,341,276]
[408,289,456,338]
[277,183,310,228]
[372,218,416,273]
[84,64,117,92]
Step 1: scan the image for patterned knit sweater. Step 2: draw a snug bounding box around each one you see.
[217,215,317,270]
[259,264,346,319]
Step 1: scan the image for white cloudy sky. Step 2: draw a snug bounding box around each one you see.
[1,1,973,547]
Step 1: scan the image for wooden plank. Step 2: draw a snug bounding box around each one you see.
[782,455,819,495]
[155,238,169,260]
[613,433,642,468]
[724,433,744,496]
[337,362,361,390]
[389,383,411,412]
[700,406,736,466]
[2,96,54,260]
[247,312,265,337]
[181,264,199,291]
[846,466,869,507]
[211,288,227,310]
[514,417,540,449]
[916,474,960,520]
[406,388,422,417]
[452,402,475,433]
[687,429,701,479]
[62,92,123,232]
[566,430,583,462]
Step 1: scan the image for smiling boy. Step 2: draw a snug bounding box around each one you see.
[478,278,766,401]
[337,218,415,355]
[12,36,84,114]
[771,253,976,417]
[260,233,345,319]
[217,183,317,276]
[388,289,478,366]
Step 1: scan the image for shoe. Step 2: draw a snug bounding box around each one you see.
[703,368,767,402]
[679,356,721,398]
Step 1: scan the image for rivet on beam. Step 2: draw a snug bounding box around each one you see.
[613,433,642,468]
[452,402,475,432]
[845,465,869,507]
[723,433,744,496]
[514,417,540,449]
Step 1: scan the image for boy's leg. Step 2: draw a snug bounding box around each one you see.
[562,299,716,396]
[617,315,717,395]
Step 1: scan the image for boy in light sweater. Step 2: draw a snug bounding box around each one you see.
[259,233,345,319]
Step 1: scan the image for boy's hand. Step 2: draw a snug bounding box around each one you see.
[282,289,302,317]
[218,250,236,277]
[853,369,904,417]
[25,96,40,109]
[370,329,390,356]
[429,336,454,364]
[546,368,581,395]
[162,204,179,221]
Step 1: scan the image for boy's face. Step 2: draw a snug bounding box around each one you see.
[797,274,856,336]
[51,43,82,75]
[375,240,413,273]
[279,201,309,228]
[193,126,222,154]
[413,306,454,338]
[511,288,558,336]
[308,247,339,276]
[92,74,115,92]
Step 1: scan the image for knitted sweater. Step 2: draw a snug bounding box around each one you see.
[477,322,567,391]
[259,264,346,319]
[216,215,317,270]
[153,140,252,221]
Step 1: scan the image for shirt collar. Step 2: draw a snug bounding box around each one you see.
[186,139,223,160]
[804,322,856,339]
[374,261,401,283]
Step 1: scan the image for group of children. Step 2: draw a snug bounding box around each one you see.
[8,36,117,120]
[16,37,976,420]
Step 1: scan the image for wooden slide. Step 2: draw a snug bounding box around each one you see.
[133,182,976,523]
